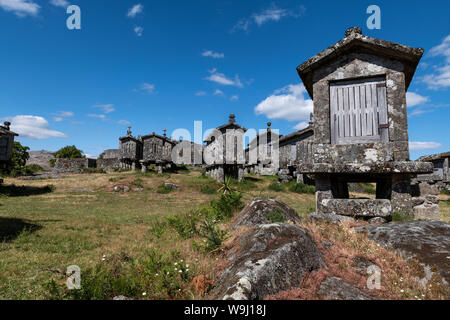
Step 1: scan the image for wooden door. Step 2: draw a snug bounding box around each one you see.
[330,77,388,145]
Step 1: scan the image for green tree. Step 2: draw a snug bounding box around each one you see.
[50,145,84,167]
[0,141,30,177]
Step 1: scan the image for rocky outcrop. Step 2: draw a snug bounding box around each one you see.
[26,150,55,171]
[318,277,373,300]
[233,198,302,229]
[355,221,450,284]
[211,223,324,300]
[308,212,355,224]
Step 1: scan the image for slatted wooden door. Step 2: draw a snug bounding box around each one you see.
[330,77,388,145]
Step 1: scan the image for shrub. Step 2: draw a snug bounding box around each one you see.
[166,213,200,238]
[156,184,172,194]
[264,207,286,223]
[288,182,315,194]
[200,185,216,195]
[0,142,30,177]
[360,182,376,195]
[392,212,413,222]
[268,182,283,192]
[149,221,168,238]
[53,145,84,159]
[210,191,243,220]
[441,190,450,196]
[131,178,144,188]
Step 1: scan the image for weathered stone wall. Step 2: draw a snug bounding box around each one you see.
[143,137,173,163]
[53,158,97,173]
[312,53,410,163]
[97,158,121,171]
[119,138,142,161]
[102,149,120,159]
[0,134,14,162]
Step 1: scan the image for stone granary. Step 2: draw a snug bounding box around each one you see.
[245,122,280,176]
[416,151,450,191]
[296,27,435,221]
[204,114,247,182]
[119,127,143,171]
[0,122,18,164]
[141,129,177,174]
[279,121,314,184]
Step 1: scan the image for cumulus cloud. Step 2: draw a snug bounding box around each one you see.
[409,141,443,151]
[49,0,69,8]
[0,0,40,17]
[202,50,224,59]
[127,3,143,18]
[8,115,67,139]
[213,89,225,96]
[406,92,429,107]
[423,35,450,89]
[138,83,156,94]
[230,95,239,101]
[134,26,143,37]
[254,84,313,129]
[205,68,243,88]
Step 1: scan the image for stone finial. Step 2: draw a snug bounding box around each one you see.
[345,27,363,37]
[309,113,314,126]
[229,114,236,123]
[163,129,167,137]
[3,121,11,131]
[267,122,272,132]
[127,126,132,137]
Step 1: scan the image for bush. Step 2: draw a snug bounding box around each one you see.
[441,190,450,196]
[288,182,315,194]
[210,191,243,220]
[360,182,376,195]
[200,185,216,195]
[131,178,144,188]
[264,207,286,223]
[0,142,30,177]
[156,184,173,194]
[53,145,84,159]
[149,221,167,239]
[166,213,200,238]
[268,182,283,192]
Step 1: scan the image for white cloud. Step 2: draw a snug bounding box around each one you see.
[118,120,131,125]
[202,50,224,59]
[255,84,313,129]
[409,141,443,151]
[134,26,143,37]
[230,95,239,101]
[8,115,67,139]
[52,111,73,122]
[423,35,450,89]
[293,121,309,130]
[195,91,207,96]
[213,89,225,96]
[127,3,143,18]
[88,114,107,120]
[0,0,40,17]
[49,0,69,8]
[406,92,429,107]
[205,68,243,88]
[232,5,305,33]
[93,104,115,114]
[139,83,156,94]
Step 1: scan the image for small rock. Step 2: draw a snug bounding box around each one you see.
[112,295,132,300]
[322,241,334,248]
[368,217,388,224]
[309,212,355,224]
[318,277,372,300]
[114,185,130,193]
[419,182,440,196]
[352,256,376,272]
[411,197,426,207]
[278,174,293,184]
[132,188,144,192]
[413,203,441,221]
[425,195,440,205]
[164,183,180,190]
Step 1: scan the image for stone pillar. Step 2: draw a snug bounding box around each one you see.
[391,174,413,218]
[132,161,136,171]
[141,164,147,173]
[157,165,163,174]
[238,166,244,182]
[444,157,449,182]
[297,174,304,184]
[315,174,333,214]
[217,166,224,183]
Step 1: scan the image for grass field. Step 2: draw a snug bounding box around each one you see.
[0,169,448,300]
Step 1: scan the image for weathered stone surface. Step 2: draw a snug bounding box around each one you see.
[308,212,355,224]
[411,197,426,207]
[164,182,180,190]
[114,185,130,192]
[112,295,133,300]
[298,162,433,174]
[233,198,302,229]
[356,221,450,283]
[318,277,373,300]
[211,223,324,300]
[419,182,440,196]
[53,158,97,174]
[321,199,392,217]
[425,195,440,204]
[413,203,441,221]
[368,217,388,224]
[278,174,293,184]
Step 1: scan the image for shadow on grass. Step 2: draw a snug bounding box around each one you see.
[244,176,261,182]
[0,217,43,242]
[0,184,54,197]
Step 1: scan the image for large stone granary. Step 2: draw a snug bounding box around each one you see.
[0,122,18,164]
[297,27,435,220]
[119,127,143,171]
[204,114,247,182]
[141,129,177,174]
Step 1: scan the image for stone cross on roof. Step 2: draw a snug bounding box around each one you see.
[127,126,132,137]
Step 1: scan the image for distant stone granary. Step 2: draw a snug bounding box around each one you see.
[297,27,436,220]
[119,127,143,171]
[245,122,280,176]
[141,129,177,174]
[416,151,450,191]
[0,122,18,164]
[204,114,247,182]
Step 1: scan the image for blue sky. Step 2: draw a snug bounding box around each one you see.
[0,0,449,160]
